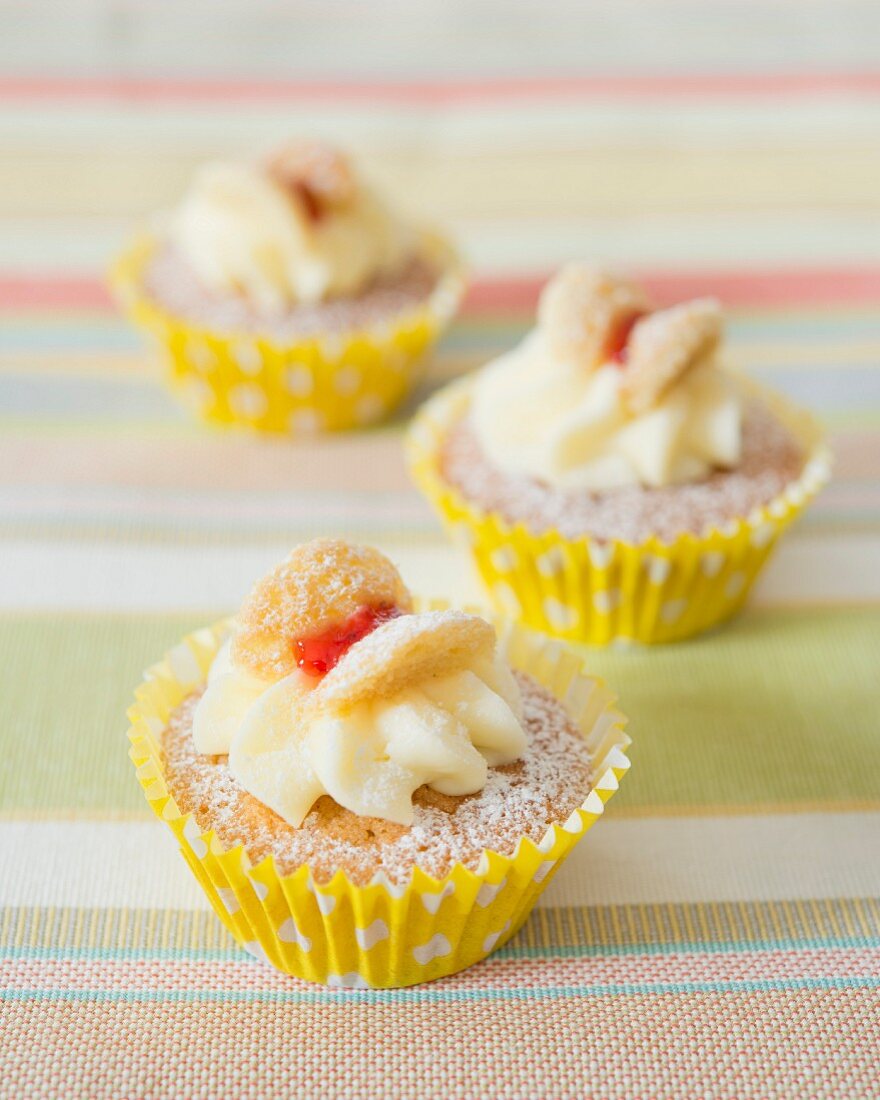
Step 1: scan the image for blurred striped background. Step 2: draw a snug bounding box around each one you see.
[1,4,879,1097]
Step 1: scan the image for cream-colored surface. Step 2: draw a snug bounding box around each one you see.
[6,812,876,909]
[471,331,742,490]
[169,160,413,311]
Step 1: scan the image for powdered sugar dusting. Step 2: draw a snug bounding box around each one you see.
[144,244,440,338]
[441,397,805,545]
[316,609,494,710]
[234,538,412,679]
[622,298,721,413]
[538,264,650,368]
[162,671,593,886]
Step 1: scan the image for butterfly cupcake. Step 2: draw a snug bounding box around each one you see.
[112,142,463,434]
[128,538,629,987]
[408,264,830,644]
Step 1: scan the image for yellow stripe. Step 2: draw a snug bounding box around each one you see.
[4,340,880,378]
[4,900,879,953]
[5,146,880,216]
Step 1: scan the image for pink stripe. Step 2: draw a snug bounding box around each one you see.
[0,276,112,311]
[2,73,880,104]
[465,268,880,312]
[6,947,878,994]
[5,267,880,315]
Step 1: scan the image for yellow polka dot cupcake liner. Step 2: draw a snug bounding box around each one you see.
[127,608,629,989]
[407,377,831,645]
[110,233,464,435]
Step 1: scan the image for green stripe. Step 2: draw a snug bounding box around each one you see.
[3,607,878,815]
[582,605,880,813]
[4,977,879,1004]
[0,611,203,815]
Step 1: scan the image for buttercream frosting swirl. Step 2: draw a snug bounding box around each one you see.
[169,144,413,313]
[194,614,526,827]
[470,266,743,491]
[193,540,527,826]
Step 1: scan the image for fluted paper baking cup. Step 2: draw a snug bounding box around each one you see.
[407,377,831,645]
[111,233,464,435]
[127,609,630,988]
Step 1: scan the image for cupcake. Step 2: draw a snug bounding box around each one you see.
[128,538,629,988]
[112,142,463,434]
[408,264,830,644]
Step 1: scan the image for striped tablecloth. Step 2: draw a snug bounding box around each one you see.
[2,5,879,1097]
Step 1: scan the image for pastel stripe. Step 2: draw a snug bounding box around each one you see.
[9,150,880,222]
[0,499,872,543]
[4,72,880,103]
[7,897,877,954]
[5,107,880,169]
[6,979,880,1005]
[6,335,880,370]
[2,363,878,418]
[3,991,873,1099]
[7,934,880,963]
[1,536,880,612]
[2,609,879,821]
[6,945,880,996]
[8,214,880,275]
[466,270,880,311]
[3,815,879,909]
[4,267,880,312]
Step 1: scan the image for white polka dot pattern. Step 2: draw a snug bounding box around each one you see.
[543,597,578,631]
[493,581,521,615]
[490,546,517,573]
[593,589,621,614]
[285,364,314,396]
[533,860,555,884]
[750,522,775,548]
[289,408,323,434]
[246,876,269,901]
[475,879,506,908]
[536,546,566,577]
[187,339,215,373]
[588,542,615,569]
[355,920,390,950]
[701,551,726,577]
[356,394,385,422]
[306,880,337,915]
[182,818,207,859]
[412,934,453,965]
[333,365,361,395]
[482,921,511,953]
[234,340,262,375]
[326,972,372,990]
[228,383,268,419]
[216,887,240,915]
[277,918,312,951]
[420,883,455,914]
[660,599,688,624]
[243,941,272,966]
[645,556,672,584]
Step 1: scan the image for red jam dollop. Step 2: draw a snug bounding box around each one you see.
[295,604,401,677]
[607,310,648,366]
[292,180,325,223]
